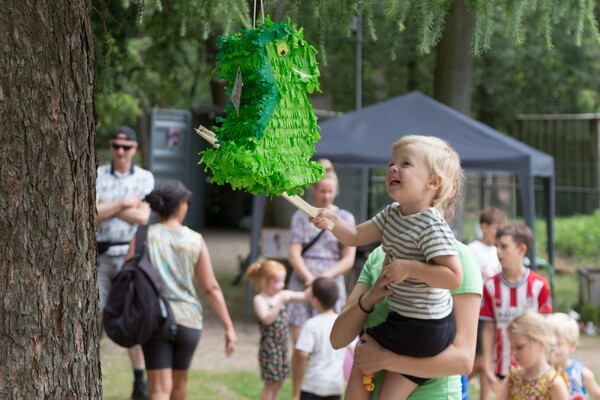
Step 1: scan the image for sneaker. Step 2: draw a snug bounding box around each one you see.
[131,379,149,400]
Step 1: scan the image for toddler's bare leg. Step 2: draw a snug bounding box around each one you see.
[344,363,372,400]
[260,380,284,400]
[378,372,418,400]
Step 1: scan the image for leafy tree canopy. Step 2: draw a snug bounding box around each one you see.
[91,0,600,141]
[108,0,599,56]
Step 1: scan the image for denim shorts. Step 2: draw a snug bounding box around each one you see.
[97,253,126,311]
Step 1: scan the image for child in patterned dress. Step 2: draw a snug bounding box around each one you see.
[548,312,600,400]
[495,312,569,400]
[247,260,307,400]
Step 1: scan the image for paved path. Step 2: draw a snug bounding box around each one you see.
[202,228,251,274]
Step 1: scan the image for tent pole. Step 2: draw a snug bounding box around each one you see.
[240,194,267,331]
[544,177,555,266]
[519,173,536,268]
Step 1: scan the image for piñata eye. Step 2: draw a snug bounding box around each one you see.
[277,42,289,56]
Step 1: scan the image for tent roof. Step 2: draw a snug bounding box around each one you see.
[315,91,554,177]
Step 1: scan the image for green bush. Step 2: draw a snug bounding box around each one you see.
[554,210,600,264]
[574,302,600,325]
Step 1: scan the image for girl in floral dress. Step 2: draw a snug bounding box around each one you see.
[287,159,356,343]
[247,260,306,400]
[495,312,569,400]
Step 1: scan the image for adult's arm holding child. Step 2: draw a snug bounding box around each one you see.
[354,292,480,377]
[330,274,393,350]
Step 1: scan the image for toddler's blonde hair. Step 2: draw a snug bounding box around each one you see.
[548,312,580,346]
[508,312,556,358]
[246,259,287,291]
[392,135,463,214]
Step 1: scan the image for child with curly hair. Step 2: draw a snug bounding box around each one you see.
[247,260,307,400]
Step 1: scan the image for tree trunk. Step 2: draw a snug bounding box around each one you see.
[0,1,102,398]
[434,0,473,115]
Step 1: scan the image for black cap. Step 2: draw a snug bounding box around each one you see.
[110,126,137,142]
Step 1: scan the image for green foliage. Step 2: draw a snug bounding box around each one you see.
[90,0,600,134]
[551,273,579,313]
[554,211,600,264]
[95,92,142,143]
[574,302,600,325]
[131,0,251,39]
[472,11,600,135]
[285,0,600,56]
[268,0,600,56]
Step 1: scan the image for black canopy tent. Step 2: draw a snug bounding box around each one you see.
[246,91,555,270]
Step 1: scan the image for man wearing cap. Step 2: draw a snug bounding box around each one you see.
[96,126,154,400]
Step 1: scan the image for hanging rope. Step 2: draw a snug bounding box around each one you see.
[252,0,265,28]
[260,0,264,24]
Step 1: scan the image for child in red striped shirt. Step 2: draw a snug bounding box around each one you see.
[479,222,552,391]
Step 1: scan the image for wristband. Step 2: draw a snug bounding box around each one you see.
[358,293,374,314]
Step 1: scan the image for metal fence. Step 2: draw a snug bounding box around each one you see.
[514,114,600,216]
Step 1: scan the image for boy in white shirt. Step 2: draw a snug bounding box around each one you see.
[468,207,506,279]
[292,277,348,400]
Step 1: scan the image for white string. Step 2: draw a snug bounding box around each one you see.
[260,0,265,24]
[253,0,257,28]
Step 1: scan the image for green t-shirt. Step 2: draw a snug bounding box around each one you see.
[356,241,482,400]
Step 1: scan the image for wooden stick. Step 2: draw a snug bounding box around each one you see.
[195,125,334,230]
[282,193,335,231]
[195,125,218,147]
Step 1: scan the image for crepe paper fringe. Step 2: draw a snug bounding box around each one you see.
[200,17,324,196]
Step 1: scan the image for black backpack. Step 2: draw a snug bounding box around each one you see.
[102,225,177,347]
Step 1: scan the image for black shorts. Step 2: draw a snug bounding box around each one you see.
[300,392,341,400]
[475,319,484,356]
[366,311,456,385]
[142,325,202,370]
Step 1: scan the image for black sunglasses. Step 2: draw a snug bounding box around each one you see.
[111,143,134,151]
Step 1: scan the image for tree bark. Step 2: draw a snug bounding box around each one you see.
[434,0,473,115]
[0,1,102,398]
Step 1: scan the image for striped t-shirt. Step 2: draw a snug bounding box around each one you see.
[372,204,458,320]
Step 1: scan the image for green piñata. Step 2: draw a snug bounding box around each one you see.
[200,18,324,196]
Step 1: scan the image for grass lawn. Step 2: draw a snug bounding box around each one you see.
[100,327,285,399]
